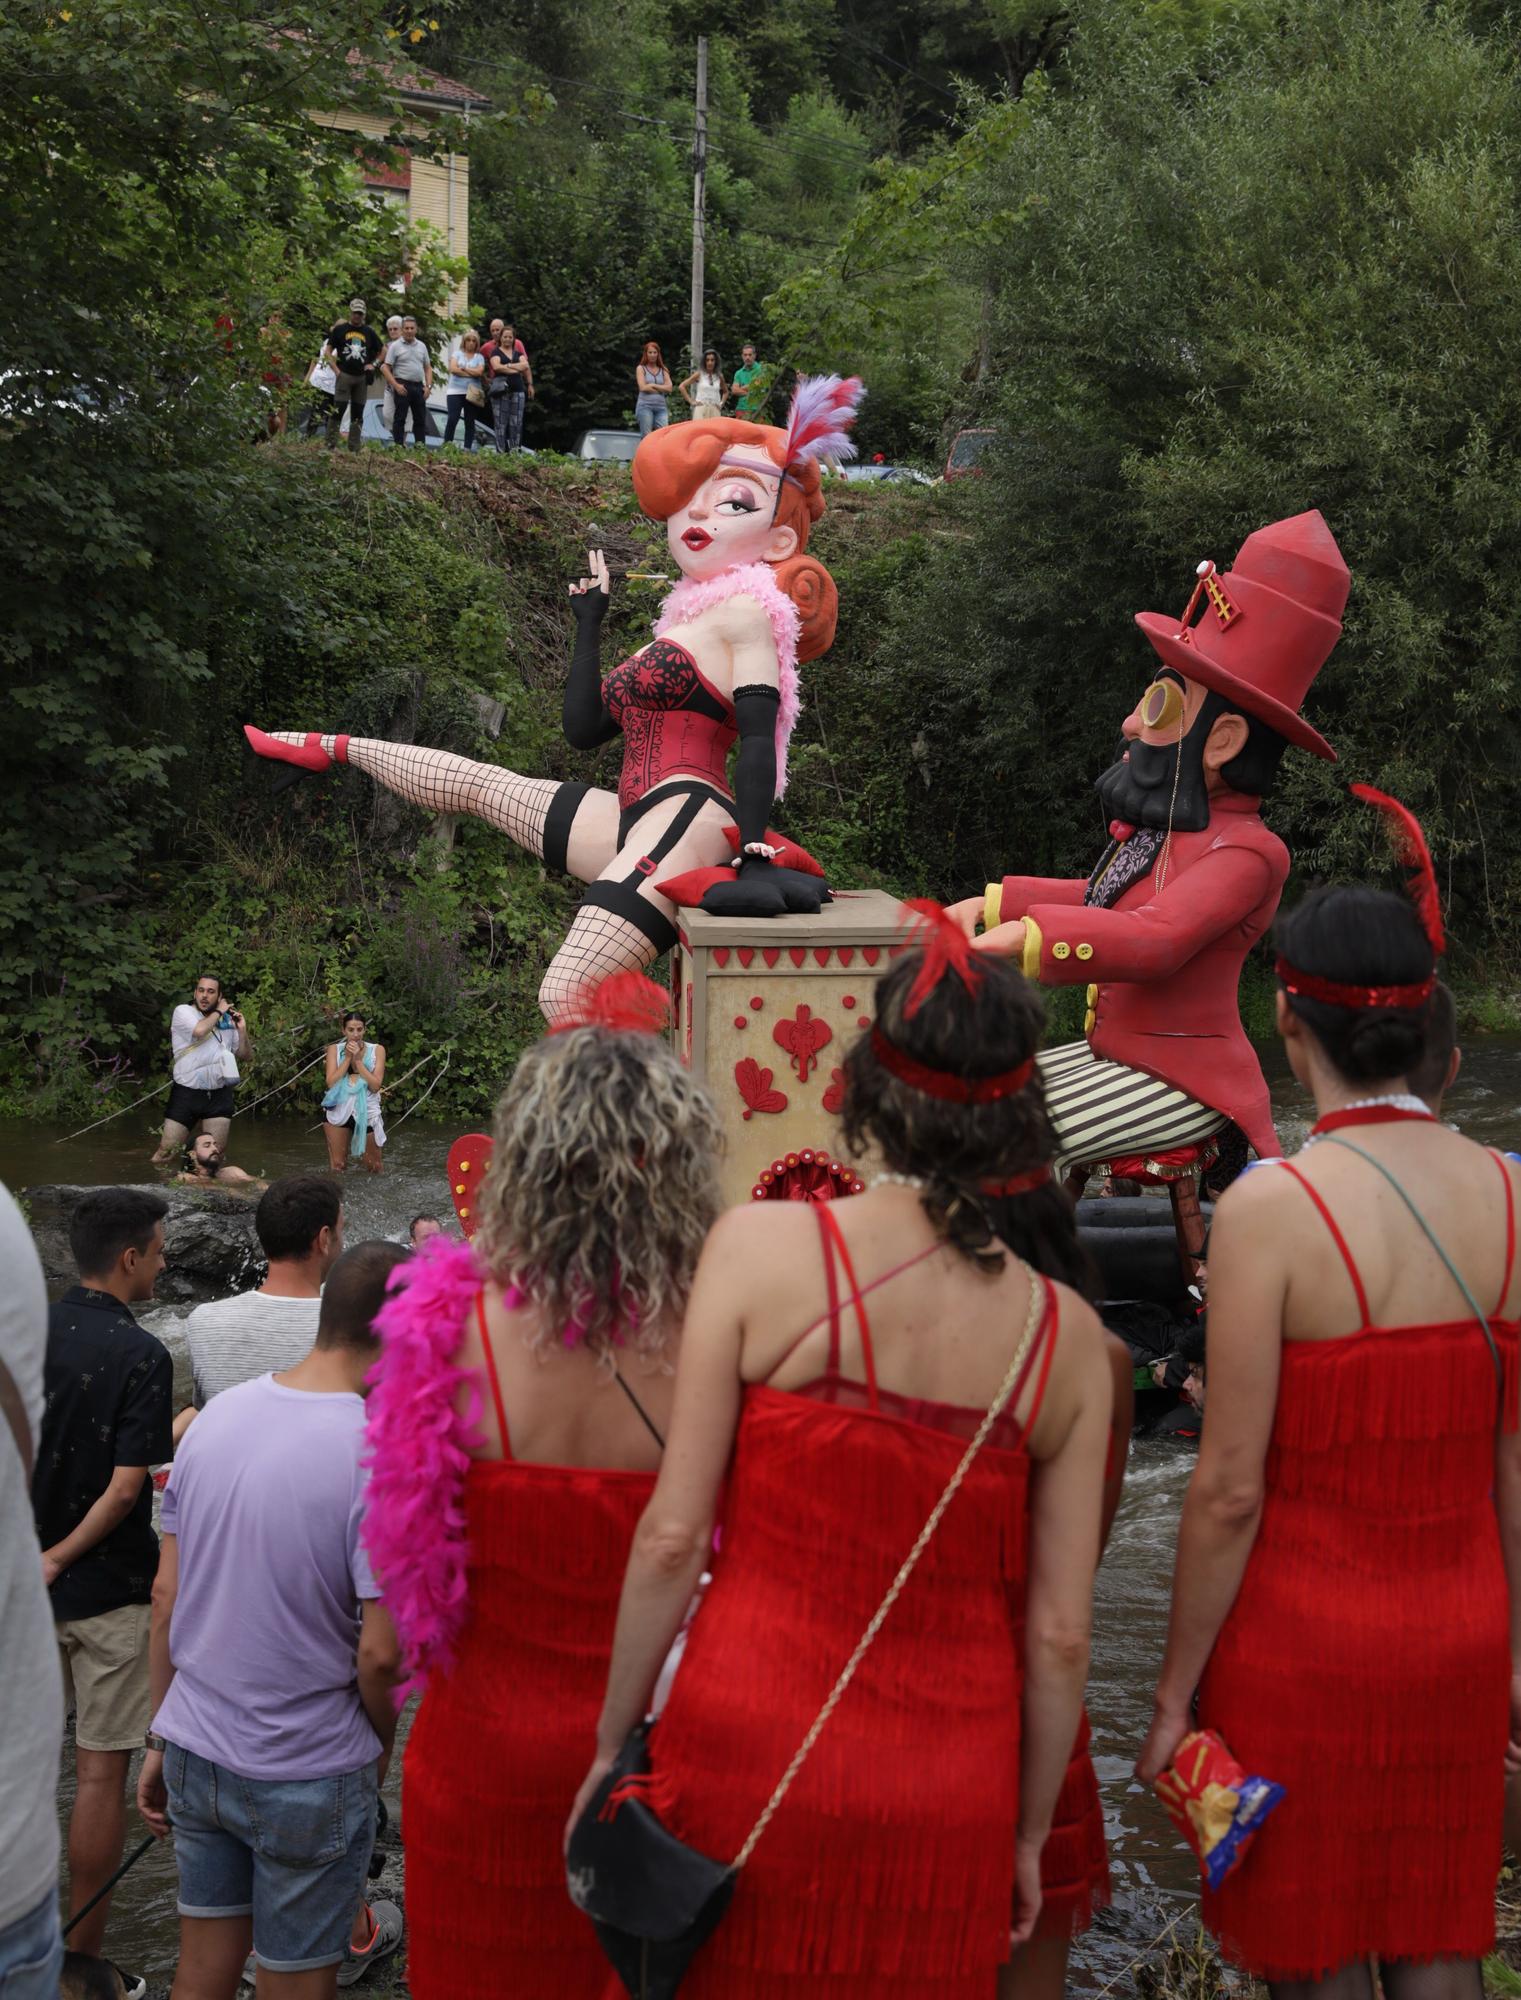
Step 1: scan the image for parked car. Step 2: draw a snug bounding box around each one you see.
[357,388,502,451]
[944,427,996,481]
[575,429,640,463]
[842,463,934,486]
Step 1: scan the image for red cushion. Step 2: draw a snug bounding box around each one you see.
[655,864,732,908]
[719,827,825,878]
[657,829,826,909]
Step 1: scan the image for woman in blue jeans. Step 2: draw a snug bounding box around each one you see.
[634,338,672,435]
[443,329,485,449]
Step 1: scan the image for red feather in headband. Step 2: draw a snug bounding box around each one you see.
[1349,784,1445,957]
[552,971,672,1035]
[900,898,984,1019]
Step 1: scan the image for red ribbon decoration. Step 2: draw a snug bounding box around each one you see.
[551,970,672,1035]
[1275,785,1444,1014]
[870,1027,1034,1104]
[1274,956,1436,1012]
[899,897,984,1020]
[1349,782,1445,957]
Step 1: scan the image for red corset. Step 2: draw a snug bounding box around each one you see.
[601,639,736,811]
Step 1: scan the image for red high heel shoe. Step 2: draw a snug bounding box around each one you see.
[243,727,347,771]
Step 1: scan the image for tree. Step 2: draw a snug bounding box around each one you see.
[858,0,1521,964]
[0,0,460,1066]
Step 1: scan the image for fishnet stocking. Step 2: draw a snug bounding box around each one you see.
[263,733,562,859]
[1381,1960,1485,2000]
[1269,1958,1484,1999]
[1268,1965,1375,2000]
[539,905,658,1025]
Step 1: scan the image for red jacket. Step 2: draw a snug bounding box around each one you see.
[990,792,1287,1160]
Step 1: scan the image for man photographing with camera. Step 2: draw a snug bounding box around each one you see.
[151,976,250,1166]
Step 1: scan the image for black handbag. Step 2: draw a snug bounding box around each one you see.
[566,1260,1048,1998]
[566,1724,736,1999]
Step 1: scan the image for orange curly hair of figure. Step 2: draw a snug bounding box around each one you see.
[631,417,838,662]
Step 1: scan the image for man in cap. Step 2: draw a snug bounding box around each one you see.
[322,298,383,455]
[955,510,1349,1180]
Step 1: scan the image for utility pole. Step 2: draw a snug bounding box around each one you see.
[690,35,708,371]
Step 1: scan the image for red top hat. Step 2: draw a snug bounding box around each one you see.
[1133,510,1347,761]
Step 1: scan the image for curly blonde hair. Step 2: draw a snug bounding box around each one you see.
[473,1027,724,1362]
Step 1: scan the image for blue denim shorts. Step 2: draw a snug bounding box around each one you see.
[164,1742,377,1971]
[0,1891,63,2000]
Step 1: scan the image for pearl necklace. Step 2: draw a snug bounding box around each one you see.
[1303,1092,1434,1147]
[870,1172,927,1192]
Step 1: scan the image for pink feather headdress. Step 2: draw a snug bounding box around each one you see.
[781,373,865,478]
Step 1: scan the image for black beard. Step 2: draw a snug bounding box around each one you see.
[1094,718,1215,834]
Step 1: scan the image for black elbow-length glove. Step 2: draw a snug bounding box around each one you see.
[699,685,829,919]
[562,588,621,750]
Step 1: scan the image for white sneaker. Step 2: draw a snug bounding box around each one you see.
[336,1900,404,1987]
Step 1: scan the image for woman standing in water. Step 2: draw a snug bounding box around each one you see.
[573,918,1113,1997]
[362,976,721,1999]
[322,1012,386,1173]
[1140,815,1521,1999]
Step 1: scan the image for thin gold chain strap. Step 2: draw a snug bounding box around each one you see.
[731,1261,1049,1871]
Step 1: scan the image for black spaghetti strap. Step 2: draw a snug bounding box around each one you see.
[613,1369,666,1450]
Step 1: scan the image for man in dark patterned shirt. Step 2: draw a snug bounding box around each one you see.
[33,1189,172,1967]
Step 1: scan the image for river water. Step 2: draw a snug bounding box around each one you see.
[15,1036,1521,1991]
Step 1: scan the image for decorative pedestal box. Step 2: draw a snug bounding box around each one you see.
[673,890,908,1209]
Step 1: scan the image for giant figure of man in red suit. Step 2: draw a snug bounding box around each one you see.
[953,511,1348,1177]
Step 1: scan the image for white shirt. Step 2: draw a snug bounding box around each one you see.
[172,1003,239,1089]
[185,1291,322,1408]
[0,1184,63,1933]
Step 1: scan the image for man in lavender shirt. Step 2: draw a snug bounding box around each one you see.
[137,1243,408,1997]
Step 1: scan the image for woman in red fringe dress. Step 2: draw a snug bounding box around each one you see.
[1140,810,1521,1999]
[362,977,721,2000]
[573,913,1115,1997]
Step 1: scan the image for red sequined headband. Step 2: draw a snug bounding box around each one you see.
[870,1027,1034,1104]
[1274,959,1436,1012]
[1275,784,1443,1013]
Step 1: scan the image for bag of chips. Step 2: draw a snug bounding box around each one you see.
[1154,1728,1284,1892]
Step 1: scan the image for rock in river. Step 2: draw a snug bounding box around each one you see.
[24,1183,265,1305]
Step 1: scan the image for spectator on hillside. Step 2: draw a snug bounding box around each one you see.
[730,340,766,415]
[175,1134,262,1190]
[485,319,531,453]
[152,975,249,1167]
[302,348,338,439]
[138,1243,408,1994]
[0,1185,66,2000]
[33,1189,172,1975]
[323,298,382,455]
[680,348,725,422]
[384,316,432,449]
[442,328,486,450]
[407,1214,443,1249]
[378,313,404,436]
[634,338,672,435]
[182,1177,344,1417]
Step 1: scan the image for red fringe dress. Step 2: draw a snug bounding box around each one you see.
[1197,1152,1518,1978]
[367,1261,645,2000]
[645,1211,1059,1998]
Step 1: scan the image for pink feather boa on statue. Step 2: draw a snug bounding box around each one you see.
[654,561,801,794]
[362,1236,487,1700]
